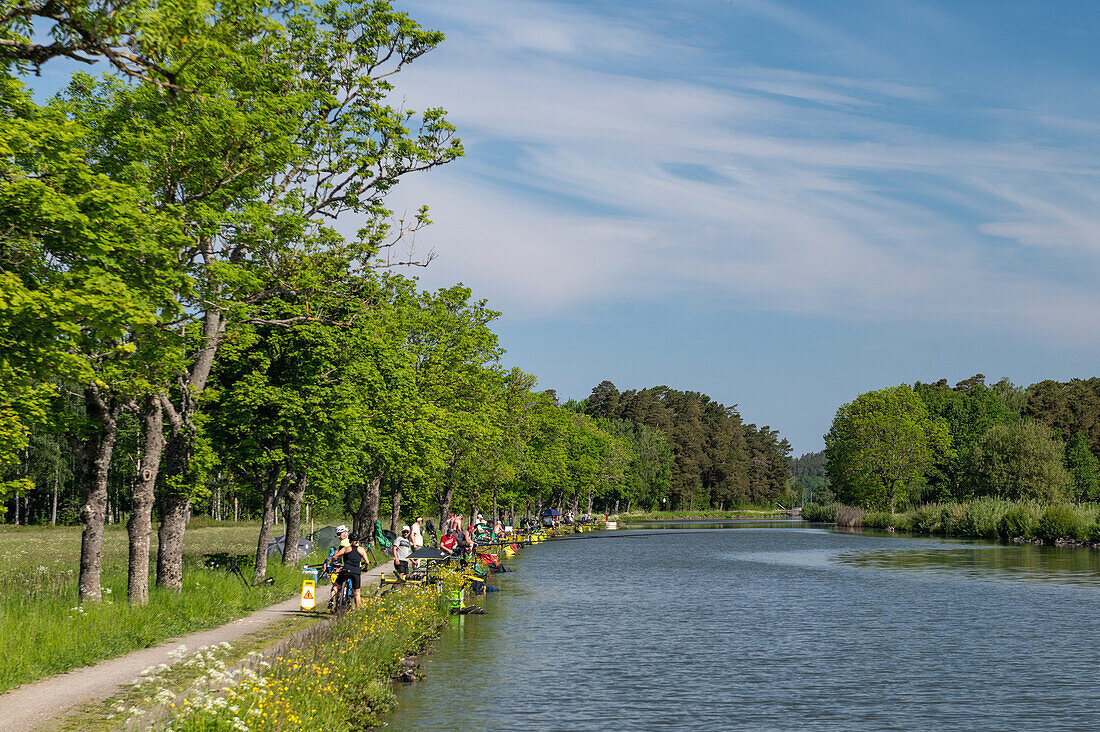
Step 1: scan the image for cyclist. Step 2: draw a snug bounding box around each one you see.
[326,525,351,609]
[331,531,369,610]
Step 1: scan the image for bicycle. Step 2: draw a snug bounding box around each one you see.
[309,559,354,615]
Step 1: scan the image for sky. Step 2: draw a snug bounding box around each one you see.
[27,1,1100,456]
[375,0,1100,455]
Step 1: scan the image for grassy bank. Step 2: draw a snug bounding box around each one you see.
[803,499,1100,544]
[0,522,342,692]
[618,508,789,521]
[160,583,452,731]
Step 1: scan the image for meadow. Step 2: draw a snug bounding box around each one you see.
[0,520,336,692]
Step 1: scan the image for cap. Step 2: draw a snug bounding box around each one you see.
[401,525,411,533]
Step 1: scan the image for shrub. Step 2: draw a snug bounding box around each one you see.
[958,498,1009,538]
[911,504,942,534]
[1036,504,1079,542]
[939,503,967,535]
[862,511,891,529]
[835,506,864,527]
[803,502,842,523]
[997,502,1039,539]
[1068,503,1100,541]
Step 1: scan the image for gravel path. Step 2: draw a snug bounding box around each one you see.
[0,562,389,731]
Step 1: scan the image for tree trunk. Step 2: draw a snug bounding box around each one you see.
[586,489,593,515]
[233,496,239,522]
[155,425,194,592]
[493,486,499,525]
[438,479,456,530]
[51,464,58,526]
[282,468,307,566]
[79,387,121,603]
[154,304,224,589]
[352,472,382,538]
[128,396,165,605]
[390,477,403,533]
[253,468,289,584]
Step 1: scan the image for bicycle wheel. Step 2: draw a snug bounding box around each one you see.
[334,583,351,615]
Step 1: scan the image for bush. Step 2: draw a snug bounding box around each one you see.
[1036,504,1079,542]
[862,511,891,529]
[911,504,942,534]
[1068,503,1100,541]
[997,502,1039,539]
[939,503,967,535]
[802,502,841,523]
[835,506,864,527]
[957,498,1009,538]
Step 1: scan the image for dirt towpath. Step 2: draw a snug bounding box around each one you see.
[0,561,389,731]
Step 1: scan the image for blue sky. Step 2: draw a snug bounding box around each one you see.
[380,0,1100,455]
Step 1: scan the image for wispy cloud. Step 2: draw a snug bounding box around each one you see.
[390,0,1100,342]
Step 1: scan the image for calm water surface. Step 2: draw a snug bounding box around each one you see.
[387,523,1100,730]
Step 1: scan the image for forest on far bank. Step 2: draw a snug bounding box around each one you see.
[821,375,1100,511]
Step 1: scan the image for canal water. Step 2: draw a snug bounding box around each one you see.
[387,522,1100,730]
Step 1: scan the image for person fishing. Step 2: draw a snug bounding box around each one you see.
[393,525,413,579]
[331,531,369,610]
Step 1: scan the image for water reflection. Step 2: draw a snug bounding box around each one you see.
[621,519,809,530]
[834,541,1100,586]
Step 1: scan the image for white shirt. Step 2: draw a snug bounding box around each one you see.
[394,536,412,561]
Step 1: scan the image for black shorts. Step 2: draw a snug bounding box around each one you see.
[395,560,409,575]
[337,570,361,590]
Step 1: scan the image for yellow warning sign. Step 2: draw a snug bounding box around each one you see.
[300,579,316,611]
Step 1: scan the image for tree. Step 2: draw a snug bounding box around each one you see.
[913,376,1016,501]
[968,420,1071,502]
[0,65,187,600]
[824,386,950,512]
[55,0,462,591]
[1064,431,1100,502]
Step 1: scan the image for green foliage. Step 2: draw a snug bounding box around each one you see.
[969,420,1072,502]
[586,382,791,510]
[862,510,911,531]
[1036,504,1080,542]
[956,498,1011,538]
[911,504,943,533]
[997,502,1040,539]
[825,385,951,511]
[801,502,841,523]
[1064,431,1100,501]
[913,376,1018,501]
[1024,378,1100,464]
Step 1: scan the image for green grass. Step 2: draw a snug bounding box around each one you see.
[0,521,364,693]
